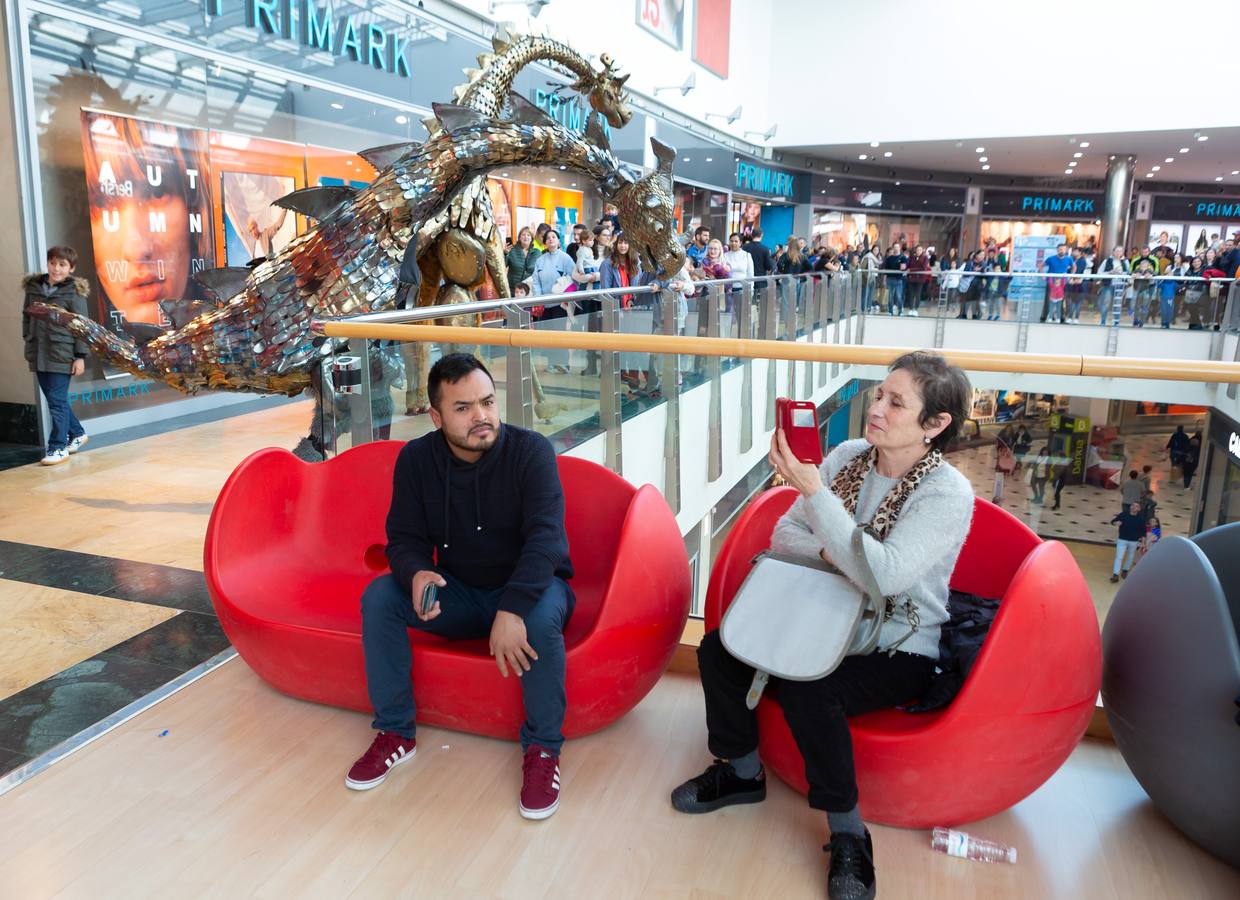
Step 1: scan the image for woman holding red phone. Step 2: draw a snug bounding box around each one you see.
[672,352,975,900]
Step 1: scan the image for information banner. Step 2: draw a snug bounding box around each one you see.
[1009,234,1062,306]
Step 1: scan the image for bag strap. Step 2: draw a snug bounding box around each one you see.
[849,526,886,655]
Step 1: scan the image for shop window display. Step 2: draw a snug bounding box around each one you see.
[26,12,414,422]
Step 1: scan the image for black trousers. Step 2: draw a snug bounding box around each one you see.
[697,629,934,812]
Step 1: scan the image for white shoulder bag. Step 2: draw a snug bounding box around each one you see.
[720,526,887,709]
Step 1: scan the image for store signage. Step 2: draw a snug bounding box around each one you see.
[205,1,412,78]
[1020,194,1096,214]
[1228,431,1240,461]
[735,162,795,199]
[1152,194,1240,221]
[530,91,613,141]
[1194,200,1240,218]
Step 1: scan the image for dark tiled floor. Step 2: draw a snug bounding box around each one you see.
[0,542,228,776]
[0,444,43,472]
[0,540,213,614]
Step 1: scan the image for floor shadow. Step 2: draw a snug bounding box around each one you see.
[67,497,214,515]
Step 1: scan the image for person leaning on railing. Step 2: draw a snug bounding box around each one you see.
[670,351,975,900]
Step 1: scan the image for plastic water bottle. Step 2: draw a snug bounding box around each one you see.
[931,826,1017,864]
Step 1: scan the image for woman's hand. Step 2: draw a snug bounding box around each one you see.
[769,428,822,497]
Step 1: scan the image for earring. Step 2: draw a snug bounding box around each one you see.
[923,435,932,445]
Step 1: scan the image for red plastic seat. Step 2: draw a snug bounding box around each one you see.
[704,487,1100,828]
[205,441,691,740]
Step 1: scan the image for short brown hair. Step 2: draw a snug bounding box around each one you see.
[889,351,971,451]
[47,245,78,267]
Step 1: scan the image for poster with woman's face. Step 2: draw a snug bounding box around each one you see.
[80,111,215,328]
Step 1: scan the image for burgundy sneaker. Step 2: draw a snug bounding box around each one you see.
[520,745,561,820]
[345,731,415,791]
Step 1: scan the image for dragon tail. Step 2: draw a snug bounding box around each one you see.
[25,302,150,377]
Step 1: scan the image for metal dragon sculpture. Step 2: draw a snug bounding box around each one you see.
[406,26,635,413]
[28,97,684,456]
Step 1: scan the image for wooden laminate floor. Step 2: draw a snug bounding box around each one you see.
[0,660,1235,899]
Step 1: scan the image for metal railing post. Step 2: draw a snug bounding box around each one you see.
[599,294,623,473]
[660,286,681,514]
[504,304,535,429]
[346,340,375,448]
[760,276,777,430]
[737,281,754,453]
[816,275,829,388]
[784,275,797,399]
[706,284,724,481]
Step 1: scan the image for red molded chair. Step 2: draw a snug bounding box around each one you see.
[704,487,1100,828]
[205,441,691,740]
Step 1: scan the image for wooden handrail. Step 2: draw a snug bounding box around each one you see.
[319,321,1240,384]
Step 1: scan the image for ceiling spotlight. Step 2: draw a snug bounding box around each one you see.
[558,165,566,170]
[1198,135,1209,141]
[1079,141,1090,148]
[394,114,408,124]
[894,181,901,185]
[549,177,556,182]
[330,102,344,110]
[820,189,826,194]
[1179,147,1190,153]
[654,72,696,97]
[1145,173,1154,178]
[681,157,690,162]
[1232,170,1239,175]
[1069,161,1077,167]
[1216,176,1224,181]
[1165,157,1174,163]
[979,156,988,162]
[705,157,713,162]
[828,178,835,182]
[1073,152,1083,158]
[858,154,867,160]
[981,164,990,170]
[975,146,984,153]
[1064,169,1072,175]
[883,151,892,158]
[1152,165,1160,171]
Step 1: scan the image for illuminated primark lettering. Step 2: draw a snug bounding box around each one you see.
[214,1,411,78]
[1194,201,1240,218]
[531,91,613,141]
[1229,431,1240,461]
[734,162,795,198]
[1020,195,1096,214]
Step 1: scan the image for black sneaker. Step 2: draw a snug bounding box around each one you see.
[825,829,875,900]
[670,759,766,813]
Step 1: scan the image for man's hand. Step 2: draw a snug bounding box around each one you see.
[410,570,446,622]
[769,428,823,497]
[490,610,538,678]
[70,358,85,377]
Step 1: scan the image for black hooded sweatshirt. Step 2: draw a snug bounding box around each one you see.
[384,423,573,617]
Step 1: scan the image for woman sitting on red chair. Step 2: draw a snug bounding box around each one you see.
[670,351,976,900]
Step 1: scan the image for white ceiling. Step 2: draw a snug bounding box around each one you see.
[783,127,1240,188]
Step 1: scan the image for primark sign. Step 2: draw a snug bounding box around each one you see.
[205,1,412,78]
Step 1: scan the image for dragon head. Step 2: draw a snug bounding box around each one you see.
[608,138,685,279]
[575,53,633,129]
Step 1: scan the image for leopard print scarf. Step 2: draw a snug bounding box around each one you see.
[830,445,943,540]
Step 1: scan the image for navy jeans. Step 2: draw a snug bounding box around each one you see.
[887,278,905,315]
[35,370,84,453]
[361,571,575,753]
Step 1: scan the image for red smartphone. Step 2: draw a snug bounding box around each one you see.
[776,397,824,465]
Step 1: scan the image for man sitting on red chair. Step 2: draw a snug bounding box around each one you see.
[346,353,574,821]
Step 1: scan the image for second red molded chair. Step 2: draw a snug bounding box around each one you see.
[205,440,692,740]
[704,487,1100,828]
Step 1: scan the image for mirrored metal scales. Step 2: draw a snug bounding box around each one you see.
[28,89,686,446]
